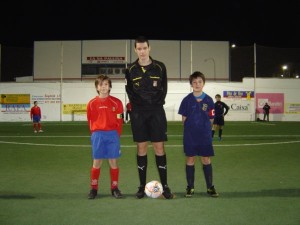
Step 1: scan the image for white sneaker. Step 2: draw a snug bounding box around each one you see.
[38,130,43,132]
[34,130,37,133]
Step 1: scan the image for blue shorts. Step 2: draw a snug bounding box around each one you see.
[91,130,121,159]
[32,115,41,123]
[184,144,215,157]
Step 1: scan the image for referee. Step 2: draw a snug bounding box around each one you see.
[125,36,174,199]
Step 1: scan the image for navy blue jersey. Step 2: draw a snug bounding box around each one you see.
[178,92,215,157]
[214,101,229,118]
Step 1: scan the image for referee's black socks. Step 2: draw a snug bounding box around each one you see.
[137,155,147,187]
[155,155,168,187]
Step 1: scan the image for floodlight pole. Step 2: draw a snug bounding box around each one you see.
[204,57,216,81]
[190,41,193,92]
[254,43,257,121]
[60,42,64,122]
[125,40,128,105]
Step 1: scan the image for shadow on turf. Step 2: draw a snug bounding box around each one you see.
[0,192,137,200]
[215,188,300,198]
[1,188,299,200]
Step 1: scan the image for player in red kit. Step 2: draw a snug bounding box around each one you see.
[30,101,43,133]
[125,101,132,123]
[87,75,124,199]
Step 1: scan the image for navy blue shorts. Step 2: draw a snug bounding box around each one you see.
[32,115,41,123]
[91,130,121,159]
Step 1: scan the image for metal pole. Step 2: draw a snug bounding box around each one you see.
[212,58,216,81]
[190,41,193,92]
[190,41,193,74]
[60,42,64,122]
[204,58,216,81]
[254,43,257,121]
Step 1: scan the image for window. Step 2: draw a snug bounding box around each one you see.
[82,64,126,76]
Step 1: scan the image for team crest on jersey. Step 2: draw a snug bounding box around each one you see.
[153,80,157,87]
[202,104,208,111]
[112,107,116,112]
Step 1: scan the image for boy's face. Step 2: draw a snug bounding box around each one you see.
[215,96,221,101]
[96,80,110,95]
[135,42,150,60]
[191,77,204,92]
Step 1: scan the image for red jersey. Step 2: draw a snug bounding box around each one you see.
[30,106,41,119]
[87,95,124,136]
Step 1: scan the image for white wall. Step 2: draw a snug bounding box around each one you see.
[1,78,300,122]
[34,41,82,80]
[33,40,229,80]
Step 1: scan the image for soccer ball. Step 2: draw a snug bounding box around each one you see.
[145,180,163,198]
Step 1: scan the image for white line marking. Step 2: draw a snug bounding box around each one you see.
[0,140,300,148]
[1,135,300,138]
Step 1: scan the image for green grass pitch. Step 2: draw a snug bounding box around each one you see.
[0,121,300,225]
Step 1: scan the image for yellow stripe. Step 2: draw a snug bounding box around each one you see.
[133,77,142,81]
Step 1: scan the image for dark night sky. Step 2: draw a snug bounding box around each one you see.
[1,1,300,48]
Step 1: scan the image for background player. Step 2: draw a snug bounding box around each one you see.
[125,101,132,123]
[263,102,271,122]
[212,94,229,141]
[30,101,43,133]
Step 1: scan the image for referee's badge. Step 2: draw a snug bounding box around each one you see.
[153,80,157,87]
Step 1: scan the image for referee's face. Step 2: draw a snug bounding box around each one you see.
[135,42,150,61]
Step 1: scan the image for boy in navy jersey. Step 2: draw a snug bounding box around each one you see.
[178,71,219,198]
[87,75,124,199]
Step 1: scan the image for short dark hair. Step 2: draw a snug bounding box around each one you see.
[134,36,149,48]
[34,101,37,104]
[215,94,221,98]
[189,71,206,85]
[95,75,112,94]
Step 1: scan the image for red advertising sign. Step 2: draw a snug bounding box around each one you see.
[256,93,284,114]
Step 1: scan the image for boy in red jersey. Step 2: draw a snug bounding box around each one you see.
[87,75,124,199]
[30,101,43,133]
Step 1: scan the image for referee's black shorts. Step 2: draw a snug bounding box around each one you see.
[130,107,167,142]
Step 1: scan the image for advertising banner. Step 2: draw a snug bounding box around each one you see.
[256,93,284,114]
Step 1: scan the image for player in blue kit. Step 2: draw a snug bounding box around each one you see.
[178,71,219,198]
[212,94,229,141]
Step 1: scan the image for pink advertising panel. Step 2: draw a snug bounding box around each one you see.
[256,93,284,114]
